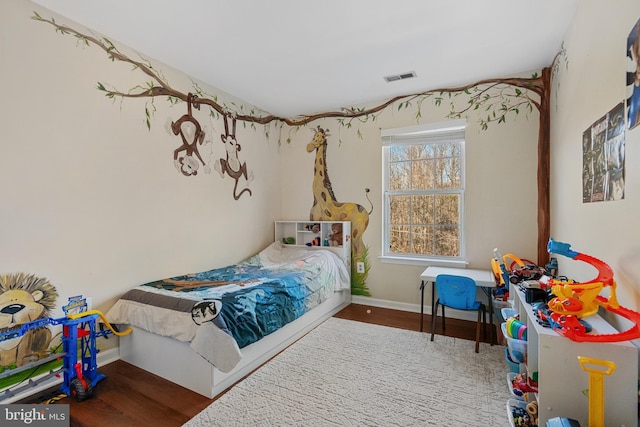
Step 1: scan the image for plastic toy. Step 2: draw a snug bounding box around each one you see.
[0,309,131,401]
[511,372,539,396]
[491,249,526,286]
[545,417,580,427]
[328,223,343,247]
[545,238,640,342]
[305,223,322,246]
[511,399,539,426]
[492,249,522,301]
[491,249,542,303]
[506,317,528,340]
[578,356,616,427]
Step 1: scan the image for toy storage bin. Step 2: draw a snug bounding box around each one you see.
[501,307,518,322]
[506,372,525,400]
[504,347,520,373]
[501,322,527,363]
[506,398,529,427]
[493,298,512,322]
[493,297,511,309]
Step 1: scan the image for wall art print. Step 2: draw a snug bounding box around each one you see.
[627,17,640,129]
[582,102,625,203]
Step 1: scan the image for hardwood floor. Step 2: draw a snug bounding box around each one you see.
[19,304,495,427]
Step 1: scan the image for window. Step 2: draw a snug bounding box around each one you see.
[381,120,466,263]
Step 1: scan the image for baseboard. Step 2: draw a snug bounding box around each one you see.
[351,295,480,322]
[97,345,120,366]
[351,295,421,313]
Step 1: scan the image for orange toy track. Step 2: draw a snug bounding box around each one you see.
[546,238,640,343]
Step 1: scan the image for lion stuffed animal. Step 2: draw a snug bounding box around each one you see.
[0,273,58,368]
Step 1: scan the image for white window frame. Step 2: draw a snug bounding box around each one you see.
[380,119,467,267]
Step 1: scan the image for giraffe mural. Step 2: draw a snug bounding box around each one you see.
[306,126,373,295]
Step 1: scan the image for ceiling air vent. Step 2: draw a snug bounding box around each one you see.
[383,71,417,83]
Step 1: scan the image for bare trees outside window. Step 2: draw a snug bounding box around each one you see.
[382,121,465,261]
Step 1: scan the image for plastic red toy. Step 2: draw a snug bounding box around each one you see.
[511,373,539,396]
[546,238,640,342]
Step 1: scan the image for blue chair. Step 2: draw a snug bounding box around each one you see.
[430,274,487,352]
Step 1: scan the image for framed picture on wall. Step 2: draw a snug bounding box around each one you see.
[626,17,640,129]
[582,102,625,203]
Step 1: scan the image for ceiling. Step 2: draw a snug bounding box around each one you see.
[32,0,579,118]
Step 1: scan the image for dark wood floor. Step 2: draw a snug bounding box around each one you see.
[20,304,495,427]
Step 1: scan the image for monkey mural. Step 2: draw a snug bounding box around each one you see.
[214,114,253,200]
[171,93,209,176]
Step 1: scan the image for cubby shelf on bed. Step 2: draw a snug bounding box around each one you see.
[275,221,351,270]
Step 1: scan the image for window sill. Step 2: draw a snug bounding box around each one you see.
[379,255,469,268]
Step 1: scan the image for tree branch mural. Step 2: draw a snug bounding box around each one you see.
[33,12,553,264]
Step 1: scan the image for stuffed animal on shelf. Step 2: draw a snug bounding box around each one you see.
[306,223,321,246]
[328,223,343,247]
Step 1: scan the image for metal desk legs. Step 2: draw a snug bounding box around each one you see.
[420,279,495,345]
[481,287,496,346]
[420,280,425,332]
[419,280,436,333]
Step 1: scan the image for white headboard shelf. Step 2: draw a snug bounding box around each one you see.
[274,221,351,269]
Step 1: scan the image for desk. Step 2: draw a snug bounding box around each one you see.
[419,266,496,344]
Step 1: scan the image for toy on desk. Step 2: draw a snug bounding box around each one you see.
[491,249,541,301]
[491,249,525,285]
[545,238,640,342]
[492,249,522,300]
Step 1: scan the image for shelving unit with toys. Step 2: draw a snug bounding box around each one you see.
[508,285,637,426]
[274,221,351,270]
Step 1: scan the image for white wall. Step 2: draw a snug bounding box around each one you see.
[0,1,282,315]
[551,0,640,320]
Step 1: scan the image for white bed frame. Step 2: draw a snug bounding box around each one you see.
[117,232,352,398]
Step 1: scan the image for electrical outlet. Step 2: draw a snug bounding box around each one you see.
[356,262,365,273]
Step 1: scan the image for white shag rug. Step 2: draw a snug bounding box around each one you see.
[184,318,512,426]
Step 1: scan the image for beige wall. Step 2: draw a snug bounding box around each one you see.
[551,1,640,323]
[281,90,539,311]
[0,1,282,315]
[7,0,593,323]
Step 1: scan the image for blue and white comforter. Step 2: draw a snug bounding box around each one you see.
[106,242,350,372]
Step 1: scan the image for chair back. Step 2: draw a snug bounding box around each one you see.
[435,274,479,310]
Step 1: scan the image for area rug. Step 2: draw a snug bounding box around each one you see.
[184,318,512,426]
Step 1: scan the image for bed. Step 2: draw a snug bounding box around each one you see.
[105,239,352,398]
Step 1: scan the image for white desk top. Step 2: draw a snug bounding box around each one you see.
[420,266,495,288]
